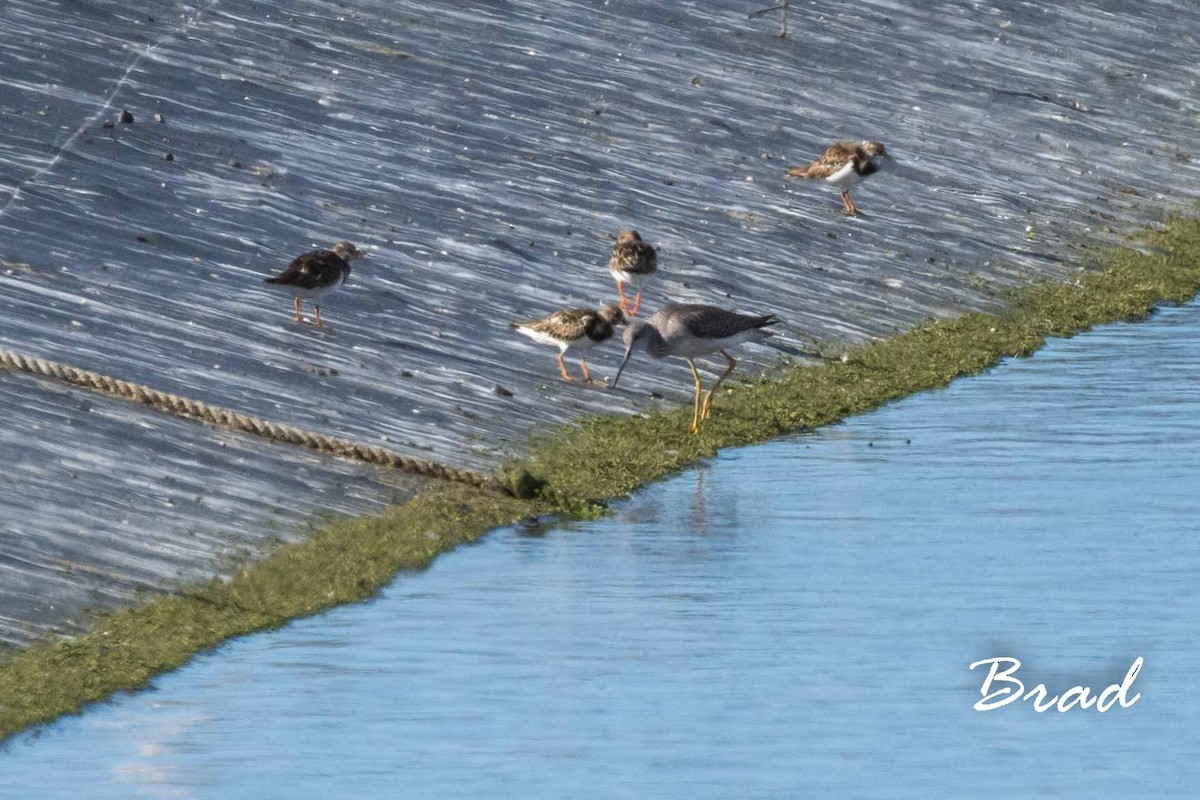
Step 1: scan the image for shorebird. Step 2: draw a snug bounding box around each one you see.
[264,240,366,329]
[512,304,626,383]
[612,303,779,434]
[608,230,658,316]
[786,140,890,215]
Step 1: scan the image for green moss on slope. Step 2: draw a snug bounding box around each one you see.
[0,485,535,741]
[3,218,1200,743]
[520,221,1200,501]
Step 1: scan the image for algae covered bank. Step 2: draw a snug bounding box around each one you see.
[0,0,1198,736]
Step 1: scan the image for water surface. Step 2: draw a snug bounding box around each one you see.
[4,301,1200,797]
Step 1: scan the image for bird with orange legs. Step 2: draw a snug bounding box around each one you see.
[264,240,366,329]
[786,140,890,216]
[511,304,626,383]
[607,230,658,316]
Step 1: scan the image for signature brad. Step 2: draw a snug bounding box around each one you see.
[968,656,1143,712]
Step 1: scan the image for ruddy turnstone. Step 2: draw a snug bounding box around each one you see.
[607,229,658,316]
[612,303,778,434]
[512,304,626,383]
[264,240,366,329]
[786,140,890,215]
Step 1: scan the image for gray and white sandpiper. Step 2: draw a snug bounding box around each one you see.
[786,140,890,215]
[607,230,658,316]
[512,304,627,383]
[612,303,779,433]
[264,240,367,329]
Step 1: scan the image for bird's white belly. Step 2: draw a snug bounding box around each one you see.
[571,335,601,352]
[825,161,862,190]
[610,269,653,289]
[289,284,340,300]
[516,327,589,352]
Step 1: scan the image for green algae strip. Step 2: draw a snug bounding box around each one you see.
[3,217,1200,742]
[0,485,537,742]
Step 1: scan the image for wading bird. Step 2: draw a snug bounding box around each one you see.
[512,304,627,383]
[264,240,366,329]
[786,140,890,215]
[612,303,778,433]
[608,230,658,316]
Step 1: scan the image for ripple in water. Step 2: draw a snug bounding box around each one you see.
[4,302,1200,797]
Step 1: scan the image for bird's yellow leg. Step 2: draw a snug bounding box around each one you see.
[314,305,324,329]
[557,353,575,382]
[701,350,738,420]
[688,359,704,434]
[630,290,643,316]
[293,296,303,323]
[579,356,593,384]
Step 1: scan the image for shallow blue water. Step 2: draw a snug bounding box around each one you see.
[4,301,1200,797]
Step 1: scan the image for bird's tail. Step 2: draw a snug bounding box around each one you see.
[263,276,283,284]
[754,314,780,329]
[785,164,815,179]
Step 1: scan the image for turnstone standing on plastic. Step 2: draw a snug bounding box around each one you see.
[786,140,890,215]
[512,304,626,383]
[612,303,778,434]
[607,229,658,316]
[264,240,366,329]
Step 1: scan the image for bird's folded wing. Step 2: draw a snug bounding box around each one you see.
[795,142,858,179]
[524,309,593,339]
[274,252,340,288]
[610,242,657,274]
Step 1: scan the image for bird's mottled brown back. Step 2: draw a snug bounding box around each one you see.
[513,307,619,343]
[788,140,891,181]
[786,141,862,180]
[609,230,658,276]
[265,250,351,289]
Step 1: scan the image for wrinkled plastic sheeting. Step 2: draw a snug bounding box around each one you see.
[0,0,1198,643]
[3,0,1198,467]
[0,375,418,647]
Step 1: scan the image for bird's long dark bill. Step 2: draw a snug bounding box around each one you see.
[611,347,634,389]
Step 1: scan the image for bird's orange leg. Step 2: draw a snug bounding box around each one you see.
[314,305,324,330]
[630,290,643,316]
[842,191,858,216]
[579,357,593,384]
[557,353,575,382]
[616,282,630,313]
[292,296,303,323]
